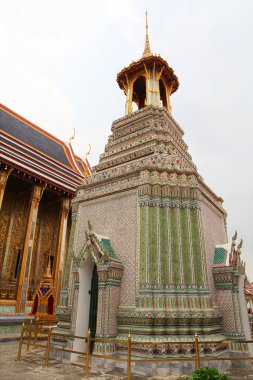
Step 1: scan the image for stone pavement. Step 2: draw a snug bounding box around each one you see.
[1,342,253,380]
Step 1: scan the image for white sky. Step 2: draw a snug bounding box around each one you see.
[1,0,252,279]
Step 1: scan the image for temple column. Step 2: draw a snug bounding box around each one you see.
[16,184,45,312]
[54,197,71,300]
[0,167,12,210]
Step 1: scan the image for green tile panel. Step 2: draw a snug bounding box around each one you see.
[179,208,192,285]
[214,247,226,264]
[148,207,158,284]
[170,208,181,285]
[139,206,147,284]
[190,209,204,285]
[159,207,169,285]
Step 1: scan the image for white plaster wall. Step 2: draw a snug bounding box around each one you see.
[71,254,94,361]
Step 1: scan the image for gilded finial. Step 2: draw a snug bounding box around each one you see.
[69,128,76,143]
[45,256,52,278]
[238,238,243,249]
[232,230,237,242]
[142,11,152,58]
[85,143,91,160]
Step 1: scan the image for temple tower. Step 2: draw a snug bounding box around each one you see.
[64,14,242,375]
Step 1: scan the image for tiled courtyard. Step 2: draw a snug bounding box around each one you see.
[1,341,253,380]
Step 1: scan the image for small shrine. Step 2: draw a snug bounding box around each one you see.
[31,260,57,324]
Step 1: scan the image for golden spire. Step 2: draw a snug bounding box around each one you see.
[142,11,152,58]
[41,257,53,284]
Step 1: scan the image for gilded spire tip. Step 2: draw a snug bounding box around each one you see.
[142,11,152,58]
[46,257,52,276]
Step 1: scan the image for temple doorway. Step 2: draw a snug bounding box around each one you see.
[71,254,98,360]
[88,265,98,352]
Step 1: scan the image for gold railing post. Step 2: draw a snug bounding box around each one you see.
[195,333,200,370]
[34,318,38,344]
[25,321,28,342]
[127,332,131,380]
[17,323,25,361]
[85,329,91,377]
[27,320,33,351]
[45,327,52,367]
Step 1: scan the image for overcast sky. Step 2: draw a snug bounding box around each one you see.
[1,0,253,279]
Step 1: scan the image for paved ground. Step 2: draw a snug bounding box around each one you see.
[1,341,253,379]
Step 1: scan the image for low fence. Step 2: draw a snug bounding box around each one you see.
[17,320,253,379]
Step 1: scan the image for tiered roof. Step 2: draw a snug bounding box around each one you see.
[0,104,90,195]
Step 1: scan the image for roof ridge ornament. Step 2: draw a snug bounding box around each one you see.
[69,127,76,143]
[142,11,152,58]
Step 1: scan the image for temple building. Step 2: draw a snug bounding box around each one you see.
[55,14,252,376]
[0,103,90,329]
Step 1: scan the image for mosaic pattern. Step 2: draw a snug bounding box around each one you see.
[75,192,137,306]
[138,195,208,290]
[63,105,246,363]
[214,248,226,265]
[201,197,227,296]
[212,235,249,340]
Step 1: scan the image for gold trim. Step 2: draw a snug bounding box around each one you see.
[16,185,45,313]
[53,197,71,298]
[0,167,13,210]
[0,300,16,306]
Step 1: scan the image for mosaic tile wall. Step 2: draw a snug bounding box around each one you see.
[139,204,206,287]
[75,190,137,306]
[201,197,227,296]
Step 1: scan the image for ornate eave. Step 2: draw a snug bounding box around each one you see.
[0,103,91,194]
[117,54,179,94]
[73,221,123,269]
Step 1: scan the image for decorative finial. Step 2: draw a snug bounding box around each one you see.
[69,128,76,143]
[238,238,243,250]
[85,143,91,160]
[232,230,237,242]
[46,257,52,276]
[88,220,93,231]
[142,11,152,58]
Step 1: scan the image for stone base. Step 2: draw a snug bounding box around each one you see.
[56,343,252,377]
[50,346,71,363]
[230,351,253,369]
[91,354,232,377]
[92,356,116,372]
[116,360,195,377]
[0,313,31,342]
[200,359,230,373]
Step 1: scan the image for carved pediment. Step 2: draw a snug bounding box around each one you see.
[73,221,119,267]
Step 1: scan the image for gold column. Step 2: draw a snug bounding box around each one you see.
[127,80,134,115]
[53,198,71,300]
[16,184,45,313]
[0,167,13,210]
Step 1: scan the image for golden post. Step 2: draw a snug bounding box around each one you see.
[45,327,52,367]
[27,320,33,351]
[25,321,28,341]
[85,329,91,377]
[127,332,132,380]
[17,322,25,361]
[34,318,39,344]
[194,333,200,369]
